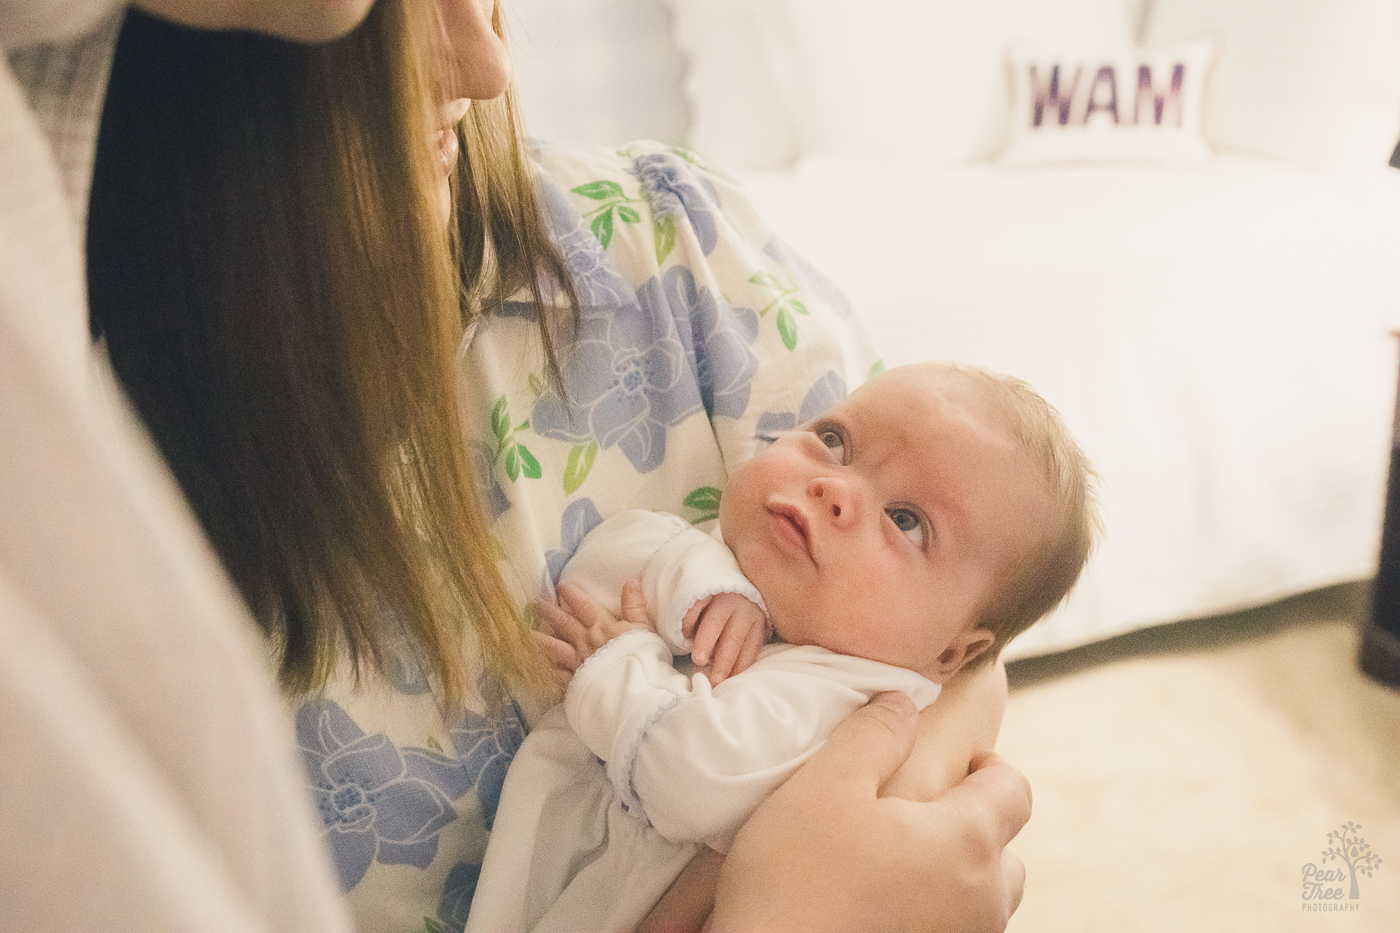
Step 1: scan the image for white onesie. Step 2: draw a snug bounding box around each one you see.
[463,510,939,933]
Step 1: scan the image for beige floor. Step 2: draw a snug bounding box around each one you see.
[1000,584,1400,932]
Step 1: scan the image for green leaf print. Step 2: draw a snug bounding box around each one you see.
[490,396,510,443]
[491,397,540,484]
[563,440,598,495]
[575,180,643,251]
[869,359,887,380]
[749,269,808,352]
[572,179,626,201]
[655,213,677,264]
[683,485,723,524]
[776,306,798,351]
[517,444,542,480]
[748,270,784,291]
[591,210,615,249]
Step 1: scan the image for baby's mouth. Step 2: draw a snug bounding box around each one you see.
[767,503,813,561]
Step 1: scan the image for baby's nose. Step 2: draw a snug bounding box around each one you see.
[808,476,856,522]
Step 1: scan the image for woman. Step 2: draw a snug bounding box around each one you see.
[86,2,1029,930]
[4,2,374,931]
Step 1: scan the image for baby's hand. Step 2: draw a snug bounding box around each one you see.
[684,592,768,684]
[534,580,651,674]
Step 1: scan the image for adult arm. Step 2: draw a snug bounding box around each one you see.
[707,692,1029,933]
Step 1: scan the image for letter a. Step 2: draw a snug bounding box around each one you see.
[1083,65,1120,124]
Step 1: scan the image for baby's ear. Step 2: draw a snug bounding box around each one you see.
[935,628,995,678]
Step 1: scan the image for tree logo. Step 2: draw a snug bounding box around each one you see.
[1301,822,1384,910]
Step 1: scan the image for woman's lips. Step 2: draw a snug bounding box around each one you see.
[767,503,812,561]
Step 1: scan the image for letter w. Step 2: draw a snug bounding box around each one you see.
[1135,64,1185,126]
[1030,64,1081,127]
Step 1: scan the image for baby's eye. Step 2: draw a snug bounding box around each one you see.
[886,506,926,549]
[816,429,845,460]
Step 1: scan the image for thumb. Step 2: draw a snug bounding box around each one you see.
[793,691,919,796]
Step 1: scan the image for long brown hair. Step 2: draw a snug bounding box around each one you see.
[88,2,573,706]
[451,5,576,391]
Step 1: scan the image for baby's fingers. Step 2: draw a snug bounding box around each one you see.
[533,596,582,644]
[706,611,757,683]
[690,612,723,667]
[621,579,649,628]
[733,621,765,677]
[557,582,614,630]
[532,629,579,674]
[681,595,711,640]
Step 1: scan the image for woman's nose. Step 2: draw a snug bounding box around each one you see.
[807,476,856,523]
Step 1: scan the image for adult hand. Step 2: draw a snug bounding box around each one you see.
[707,692,1029,933]
[881,660,1008,803]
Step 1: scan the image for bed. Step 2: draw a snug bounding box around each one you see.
[506,0,1400,663]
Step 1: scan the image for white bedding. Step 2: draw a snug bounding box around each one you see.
[735,157,1400,657]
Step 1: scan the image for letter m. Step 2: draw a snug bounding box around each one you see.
[1135,63,1185,126]
[1029,64,1081,127]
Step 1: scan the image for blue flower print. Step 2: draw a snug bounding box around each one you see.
[537,177,635,310]
[544,497,604,588]
[382,638,434,697]
[797,371,849,423]
[662,266,759,420]
[468,441,512,521]
[434,861,482,933]
[531,278,702,473]
[633,151,720,256]
[297,700,463,890]
[450,705,526,830]
[755,370,849,452]
[368,603,436,697]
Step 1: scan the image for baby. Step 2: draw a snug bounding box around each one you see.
[463,362,1099,933]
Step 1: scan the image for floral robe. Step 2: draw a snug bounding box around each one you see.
[293,140,882,933]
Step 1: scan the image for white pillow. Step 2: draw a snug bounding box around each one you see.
[510,0,687,147]
[999,41,1215,165]
[1146,0,1400,172]
[669,0,1136,171]
[668,0,804,170]
[772,0,1136,168]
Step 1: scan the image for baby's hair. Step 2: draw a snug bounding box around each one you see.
[930,363,1102,668]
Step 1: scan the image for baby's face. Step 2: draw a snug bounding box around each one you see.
[720,364,1055,681]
